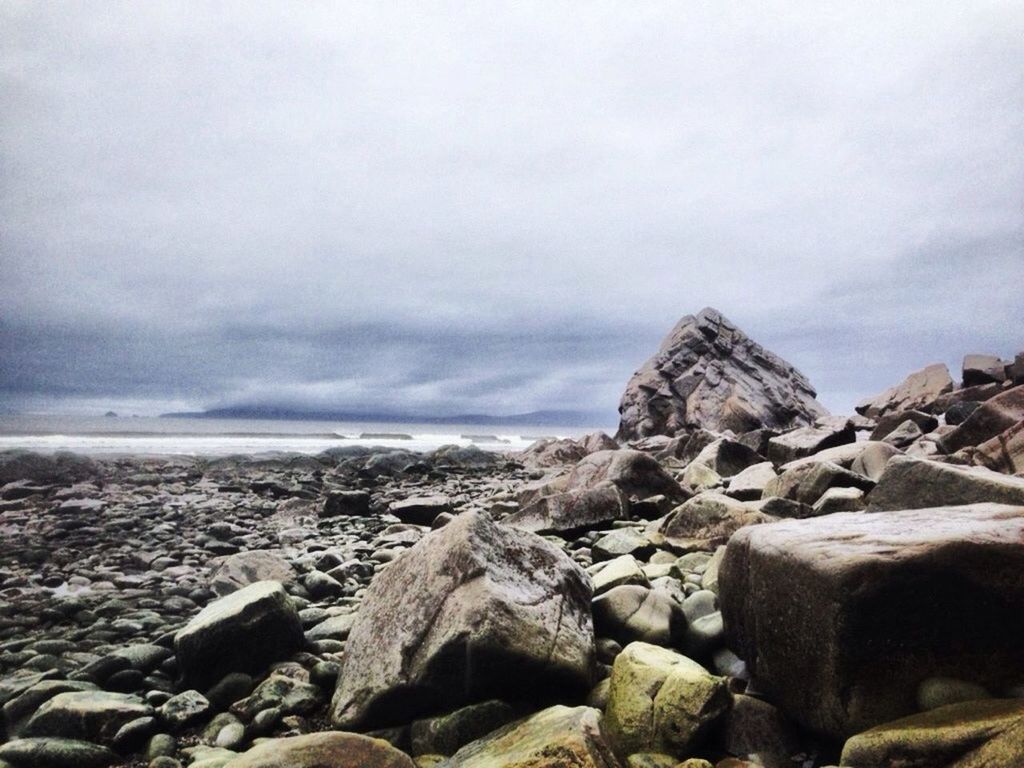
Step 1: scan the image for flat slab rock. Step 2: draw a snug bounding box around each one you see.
[719,504,1024,739]
[223,732,415,767]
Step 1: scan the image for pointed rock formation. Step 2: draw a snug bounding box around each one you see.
[617,308,828,441]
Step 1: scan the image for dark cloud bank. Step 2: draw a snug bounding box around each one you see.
[2,3,1022,422]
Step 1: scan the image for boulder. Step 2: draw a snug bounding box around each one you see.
[849,442,903,482]
[592,586,687,648]
[330,511,595,730]
[590,556,651,596]
[518,437,588,468]
[321,491,371,517]
[764,461,874,506]
[973,420,1024,474]
[504,483,629,535]
[564,450,688,503]
[592,529,656,562]
[0,738,118,768]
[410,700,518,757]
[616,308,828,441]
[687,439,764,479]
[869,410,938,441]
[603,642,729,758]
[938,385,1024,453]
[209,551,296,597]
[439,705,621,768]
[24,691,152,746]
[388,495,452,525]
[868,455,1024,511]
[719,504,1024,738]
[652,493,772,551]
[175,581,305,691]
[766,419,856,465]
[962,354,1007,386]
[224,732,415,767]
[839,699,1024,768]
[855,363,954,418]
[725,462,776,501]
[931,381,1005,415]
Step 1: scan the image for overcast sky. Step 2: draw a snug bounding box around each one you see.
[2,2,1022,422]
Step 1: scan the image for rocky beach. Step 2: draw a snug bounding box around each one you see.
[1,308,1022,768]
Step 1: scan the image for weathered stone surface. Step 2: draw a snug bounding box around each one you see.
[592,586,687,647]
[504,482,629,535]
[617,308,827,441]
[725,462,776,501]
[564,450,688,503]
[331,511,595,730]
[855,363,954,418]
[766,419,856,465]
[24,691,153,746]
[687,439,764,479]
[603,642,729,758]
[410,700,518,757]
[321,490,371,517]
[869,409,938,442]
[590,555,650,596]
[849,442,903,482]
[0,737,118,768]
[764,461,875,506]
[868,455,1024,511]
[938,385,1024,454]
[962,354,1007,387]
[839,699,1024,768]
[0,450,98,485]
[973,420,1024,474]
[175,581,305,690]
[719,504,1024,738]
[439,705,621,768]
[388,495,452,525]
[209,550,296,596]
[652,493,771,551]
[224,731,416,768]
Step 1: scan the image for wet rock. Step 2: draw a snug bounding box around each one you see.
[224,731,416,768]
[330,511,595,730]
[439,705,621,768]
[617,308,828,440]
[175,581,305,691]
[604,642,729,758]
[410,700,518,757]
[24,690,153,746]
[719,503,1024,738]
[159,690,211,730]
[839,699,1024,767]
[0,737,118,768]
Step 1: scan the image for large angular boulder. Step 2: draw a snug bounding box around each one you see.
[962,354,1007,386]
[765,461,875,506]
[617,308,828,441]
[330,511,595,730]
[868,455,1024,511]
[439,705,621,768]
[938,385,1024,454]
[855,363,954,418]
[973,420,1024,474]
[175,581,305,690]
[224,732,416,767]
[0,738,117,768]
[766,419,856,464]
[564,450,687,502]
[840,699,1024,768]
[592,585,687,647]
[719,504,1024,739]
[603,642,729,759]
[504,482,629,535]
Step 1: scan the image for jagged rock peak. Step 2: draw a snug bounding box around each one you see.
[617,307,829,441]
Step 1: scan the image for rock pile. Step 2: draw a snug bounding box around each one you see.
[0,315,1021,768]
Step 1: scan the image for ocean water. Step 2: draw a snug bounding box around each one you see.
[0,414,610,457]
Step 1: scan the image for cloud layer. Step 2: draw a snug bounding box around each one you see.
[2,2,1022,419]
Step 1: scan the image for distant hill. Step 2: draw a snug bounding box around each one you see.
[160,405,614,427]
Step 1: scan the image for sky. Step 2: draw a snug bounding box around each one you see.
[2,1,1022,422]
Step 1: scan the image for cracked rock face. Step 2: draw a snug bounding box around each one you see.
[617,307,828,441]
[330,510,596,730]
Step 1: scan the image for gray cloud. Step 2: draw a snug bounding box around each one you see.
[2,2,1022,418]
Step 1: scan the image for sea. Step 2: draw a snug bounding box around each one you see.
[0,414,613,457]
